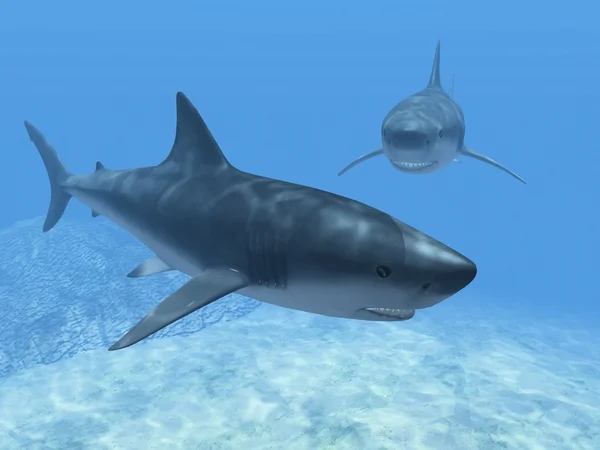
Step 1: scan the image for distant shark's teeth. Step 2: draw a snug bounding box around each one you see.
[393,161,437,170]
[364,307,415,319]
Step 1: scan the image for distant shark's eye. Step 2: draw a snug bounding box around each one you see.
[376,265,391,278]
[438,129,444,138]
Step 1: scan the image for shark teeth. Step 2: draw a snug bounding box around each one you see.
[363,307,415,320]
[393,161,437,170]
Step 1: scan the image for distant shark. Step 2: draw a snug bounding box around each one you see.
[25,92,477,351]
[338,41,526,184]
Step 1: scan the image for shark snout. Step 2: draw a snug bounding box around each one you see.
[392,218,477,308]
[383,125,438,172]
[410,249,476,309]
[387,129,430,150]
[431,254,477,296]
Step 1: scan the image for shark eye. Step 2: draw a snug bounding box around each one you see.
[376,265,391,278]
[438,129,444,138]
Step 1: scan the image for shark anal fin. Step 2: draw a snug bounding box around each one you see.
[338,148,384,176]
[109,268,250,351]
[127,256,173,278]
[91,209,100,217]
[459,146,527,184]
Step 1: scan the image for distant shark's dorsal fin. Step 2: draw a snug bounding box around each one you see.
[162,92,231,171]
[427,40,442,89]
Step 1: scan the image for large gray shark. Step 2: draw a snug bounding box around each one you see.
[25,92,477,351]
[338,41,526,184]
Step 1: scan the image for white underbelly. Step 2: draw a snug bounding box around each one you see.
[72,191,203,277]
[132,228,201,277]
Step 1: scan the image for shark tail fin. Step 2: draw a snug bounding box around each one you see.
[24,121,73,232]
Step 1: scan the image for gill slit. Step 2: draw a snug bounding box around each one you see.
[246,225,288,288]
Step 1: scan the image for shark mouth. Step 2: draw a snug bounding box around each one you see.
[363,307,415,320]
[392,161,437,171]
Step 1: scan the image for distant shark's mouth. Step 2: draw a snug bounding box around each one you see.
[392,160,437,171]
[362,307,415,320]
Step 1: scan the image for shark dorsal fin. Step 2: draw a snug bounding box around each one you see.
[95,161,105,171]
[427,40,442,89]
[163,92,231,170]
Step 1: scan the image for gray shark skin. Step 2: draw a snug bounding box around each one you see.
[25,92,477,351]
[338,41,526,184]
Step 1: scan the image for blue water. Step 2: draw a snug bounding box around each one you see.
[1,1,598,448]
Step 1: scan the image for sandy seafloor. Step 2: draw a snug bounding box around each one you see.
[0,300,598,450]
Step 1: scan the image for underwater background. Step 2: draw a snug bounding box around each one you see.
[0,0,598,448]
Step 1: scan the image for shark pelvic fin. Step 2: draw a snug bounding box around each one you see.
[459,145,527,184]
[109,268,249,351]
[127,256,173,278]
[338,148,384,176]
[427,40,442,89]
[162,92,231,172]
[24,121,73,232]
[91,210,100,218]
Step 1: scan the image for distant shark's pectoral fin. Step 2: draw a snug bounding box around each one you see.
[127,256,173,278]
[338,148,384,176]
[109,268,250,351]
[459,145,527,184]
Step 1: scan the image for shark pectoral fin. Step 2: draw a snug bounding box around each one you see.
[127,256,173,278]
[338,148,384,176]
[109,268,250,351]
[459,146,527,184]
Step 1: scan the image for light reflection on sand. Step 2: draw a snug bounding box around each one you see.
[0,302,598,449]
